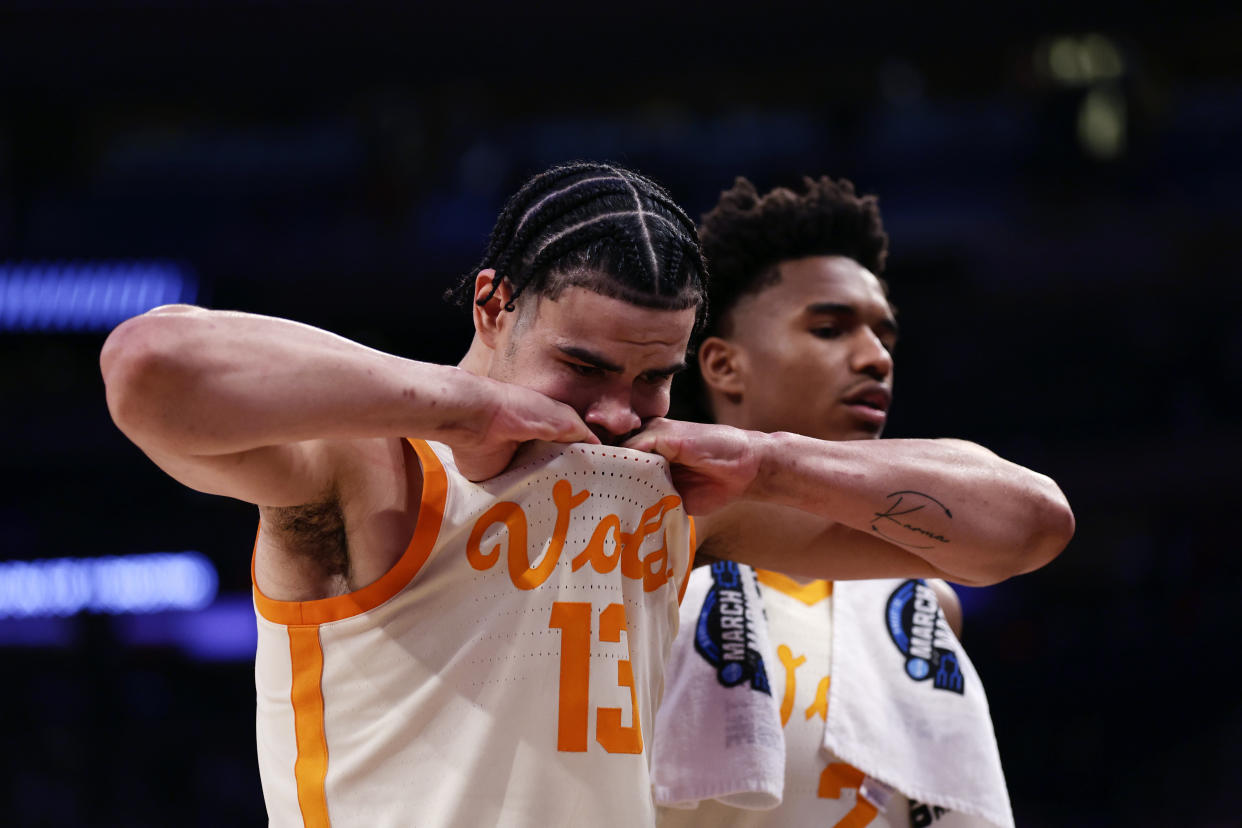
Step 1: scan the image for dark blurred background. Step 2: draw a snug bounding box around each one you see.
[2,2,1240,826]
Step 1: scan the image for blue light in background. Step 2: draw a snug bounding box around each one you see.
[0,616,79,648]
[952,583,999,618]
[0,261,197,332]
[0,552,218,618]
[113,594,257,662]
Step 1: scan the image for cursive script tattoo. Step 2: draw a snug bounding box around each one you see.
[871,490,953,549]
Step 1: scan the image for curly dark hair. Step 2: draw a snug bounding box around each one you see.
[699,175,888,337]
[671,175,889,420]
[447,161,708,335]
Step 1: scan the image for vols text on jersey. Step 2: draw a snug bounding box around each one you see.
[467,478,685,592]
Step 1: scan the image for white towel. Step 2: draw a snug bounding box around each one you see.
[825,579,1015,828]
[651,560,785,810]
[653,569,1014,827]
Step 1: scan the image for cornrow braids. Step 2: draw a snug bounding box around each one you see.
[668,174,890,423]
[447,161,708,332]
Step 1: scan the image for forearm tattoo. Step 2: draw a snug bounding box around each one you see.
[871,490,953,550]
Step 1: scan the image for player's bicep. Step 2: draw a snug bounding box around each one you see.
[140,439,338,507]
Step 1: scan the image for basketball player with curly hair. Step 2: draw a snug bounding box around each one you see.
[652,175,1022,828]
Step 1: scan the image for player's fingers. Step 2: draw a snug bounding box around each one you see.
[505,387,598,445]
[622,431,676,457]
[553,418,599,445]
[621,432,654,452]
[539,402,599,445]
[626,417,694,455]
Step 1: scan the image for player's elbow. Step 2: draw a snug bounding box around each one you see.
[956,476,1074,587]
[1025,474,1075,564]
[101,305,206,440]
[1006,475,1075,580]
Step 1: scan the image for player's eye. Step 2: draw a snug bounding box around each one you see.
[811,326,841,339]
[567,362,604,378]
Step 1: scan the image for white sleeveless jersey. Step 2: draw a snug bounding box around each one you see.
[254,439,695,828]
[659,570,914,828]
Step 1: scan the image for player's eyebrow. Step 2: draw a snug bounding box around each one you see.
[558,346,686,378]
[643,361,688,380]
[806,301,855,317]
[558,346,623,373]
[806,302,900,338]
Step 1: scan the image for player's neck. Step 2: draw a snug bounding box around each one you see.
[458,335,492,376]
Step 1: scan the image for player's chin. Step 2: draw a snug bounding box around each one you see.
[856,425,885,440]
[830,411,885,441]
[849,419,885,440]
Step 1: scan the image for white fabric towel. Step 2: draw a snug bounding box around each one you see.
[651,561,785,810]
[825,579,1015,828]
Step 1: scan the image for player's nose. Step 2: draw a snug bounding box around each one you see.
[584,393,642,444]
[852,328,893,381]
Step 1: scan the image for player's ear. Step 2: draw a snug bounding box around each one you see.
[472,270,516,349]
[697,336,747,399]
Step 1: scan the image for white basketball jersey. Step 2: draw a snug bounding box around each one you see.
[658,569,914,828]
[254,439,695,828]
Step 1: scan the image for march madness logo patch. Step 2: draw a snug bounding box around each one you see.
[885,579,964,694]
[909,800,950,826]
[694,561,771,694]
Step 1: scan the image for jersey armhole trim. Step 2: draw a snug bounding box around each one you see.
[252,438,449,625]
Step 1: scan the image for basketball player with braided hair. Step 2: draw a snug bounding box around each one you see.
[101,162,1070,827]
[651,176,1020,828]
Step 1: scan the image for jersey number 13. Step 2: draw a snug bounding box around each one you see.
[548,601,643,754]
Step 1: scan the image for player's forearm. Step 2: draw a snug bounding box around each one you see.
[102,305,495,455]
[747,432,1075,584]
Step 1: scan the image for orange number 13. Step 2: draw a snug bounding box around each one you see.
[548,601,643,754]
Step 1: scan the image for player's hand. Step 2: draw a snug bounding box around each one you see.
[448,381,599,481]
[622,418,764,515]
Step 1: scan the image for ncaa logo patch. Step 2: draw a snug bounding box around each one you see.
[693,561,771,694]
[885,579,964,694]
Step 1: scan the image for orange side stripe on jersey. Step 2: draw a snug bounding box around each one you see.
[253,439,448,625]
[754,568,833,606]
[289,626,330,828]
[676,517,697,605]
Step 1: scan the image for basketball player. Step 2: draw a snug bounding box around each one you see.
[101,163,1071,827]
[650,176,1021,827]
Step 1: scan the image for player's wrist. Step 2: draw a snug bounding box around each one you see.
[746,430,835,505]
[734,428,781,502]
[404,363,503,446]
